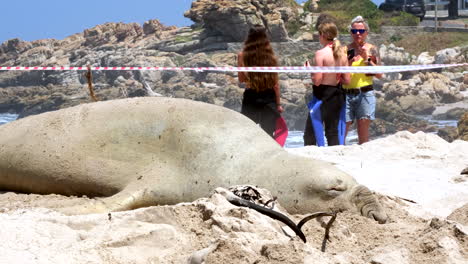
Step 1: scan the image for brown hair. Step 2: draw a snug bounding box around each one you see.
[318,22,346,60]
[242,25,279,92]
[315,13,337,31]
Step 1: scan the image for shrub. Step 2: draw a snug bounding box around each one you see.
[382,12,420,26]
[316,0,420,33]
[394,32,468,55]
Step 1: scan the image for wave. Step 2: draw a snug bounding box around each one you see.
[0,113,18,126]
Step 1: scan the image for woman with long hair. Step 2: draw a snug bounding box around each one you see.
[238,25,283,138]
[303,22,350,146]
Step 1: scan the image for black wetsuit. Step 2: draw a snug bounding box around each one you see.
[303,84,344,146]
[241,88,279,138]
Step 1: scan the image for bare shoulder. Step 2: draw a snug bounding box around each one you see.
[315,48,327,57]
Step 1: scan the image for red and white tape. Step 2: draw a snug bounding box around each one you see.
[0,63,466,73]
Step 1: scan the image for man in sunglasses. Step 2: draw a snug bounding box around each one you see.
[343,15,383,145]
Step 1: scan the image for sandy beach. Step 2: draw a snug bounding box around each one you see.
[0,131,466,263]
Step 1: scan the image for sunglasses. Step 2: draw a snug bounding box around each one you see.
[351,29,366,34]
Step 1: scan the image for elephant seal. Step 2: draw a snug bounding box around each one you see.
[0,97,387,223]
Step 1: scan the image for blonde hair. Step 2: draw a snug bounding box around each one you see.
[349,15,370,31]
[318,23,346,60]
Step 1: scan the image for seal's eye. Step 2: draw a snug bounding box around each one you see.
[326,187,345,197]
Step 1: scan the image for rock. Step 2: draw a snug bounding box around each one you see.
[83,22,144,47]
[380,44,413,66]
[434,47,466,64]
[184,0,301,42]
[304,0,320,12]
[416,52,434,65]
[457,112,468,141]
[296,32,314,42]
[0,6,466,137]
[433,107,467,120]
[399,95,435,115]
[437,127,458,143]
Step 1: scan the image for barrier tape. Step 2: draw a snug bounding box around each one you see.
[0,63,466,73]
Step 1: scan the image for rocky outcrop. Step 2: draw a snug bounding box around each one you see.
[438,111,468,142]
[83,23,144,47]
[0,4,466,135]
[458,112,468,141]
[380,72,465,115]
[435,46,467,65]
[184,0,302,42]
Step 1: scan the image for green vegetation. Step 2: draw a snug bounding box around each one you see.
[303,0,313,11]
[286,19,303,37]
[173,34,193,43]
[310,0,419,33]
[380,12,420,27]
[279,0,301,8]
[394,32,468,55]
[318,0,382,32]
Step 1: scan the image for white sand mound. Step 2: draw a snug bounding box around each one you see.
[0,131,466,263]
[289,131,468,218]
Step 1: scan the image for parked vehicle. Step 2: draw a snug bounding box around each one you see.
[379,0,426,21]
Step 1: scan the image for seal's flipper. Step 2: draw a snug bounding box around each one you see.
[57,186,159,215]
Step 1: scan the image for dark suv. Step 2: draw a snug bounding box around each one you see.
[379,0,426,21]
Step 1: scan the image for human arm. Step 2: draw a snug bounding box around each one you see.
[340,56,351,85]
[360,45,383,79]
[273,82,284,113]
[304,60,313,82]
[367,46,383,79]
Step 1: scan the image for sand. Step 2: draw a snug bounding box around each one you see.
[0,131,466,264]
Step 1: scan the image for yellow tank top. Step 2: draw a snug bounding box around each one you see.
[342,58,373,89]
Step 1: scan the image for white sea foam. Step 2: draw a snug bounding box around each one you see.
[0,113,18,126]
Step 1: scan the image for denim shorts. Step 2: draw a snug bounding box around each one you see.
[345,90,376,122]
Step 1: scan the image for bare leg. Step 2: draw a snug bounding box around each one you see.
[357,119,371,144]
[345,121,353,145]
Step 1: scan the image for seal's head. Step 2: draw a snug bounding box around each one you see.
[258,154,388,224]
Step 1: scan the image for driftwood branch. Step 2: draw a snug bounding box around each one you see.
[220,188,338,251]
[297,212,337,252]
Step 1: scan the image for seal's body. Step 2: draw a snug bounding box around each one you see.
[0,97,386,222]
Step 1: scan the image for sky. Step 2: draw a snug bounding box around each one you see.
[0,0,385,43]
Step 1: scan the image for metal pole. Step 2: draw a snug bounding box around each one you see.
[404,0,407,12]
[435,0,438,32]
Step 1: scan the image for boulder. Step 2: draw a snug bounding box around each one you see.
[381,71,465,115]
[433,107,467,120]
[416,52,434,65]
[437,127,459,143]
[184,0,301,42]
[83,22,144,47]
[434,46,467,64]
[457,112,468,141]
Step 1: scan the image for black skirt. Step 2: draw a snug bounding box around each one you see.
[241,88,279,138]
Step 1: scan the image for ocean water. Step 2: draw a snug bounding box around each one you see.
[0,113,18,126]
[284,130,359,148]
[0,113,457,148]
